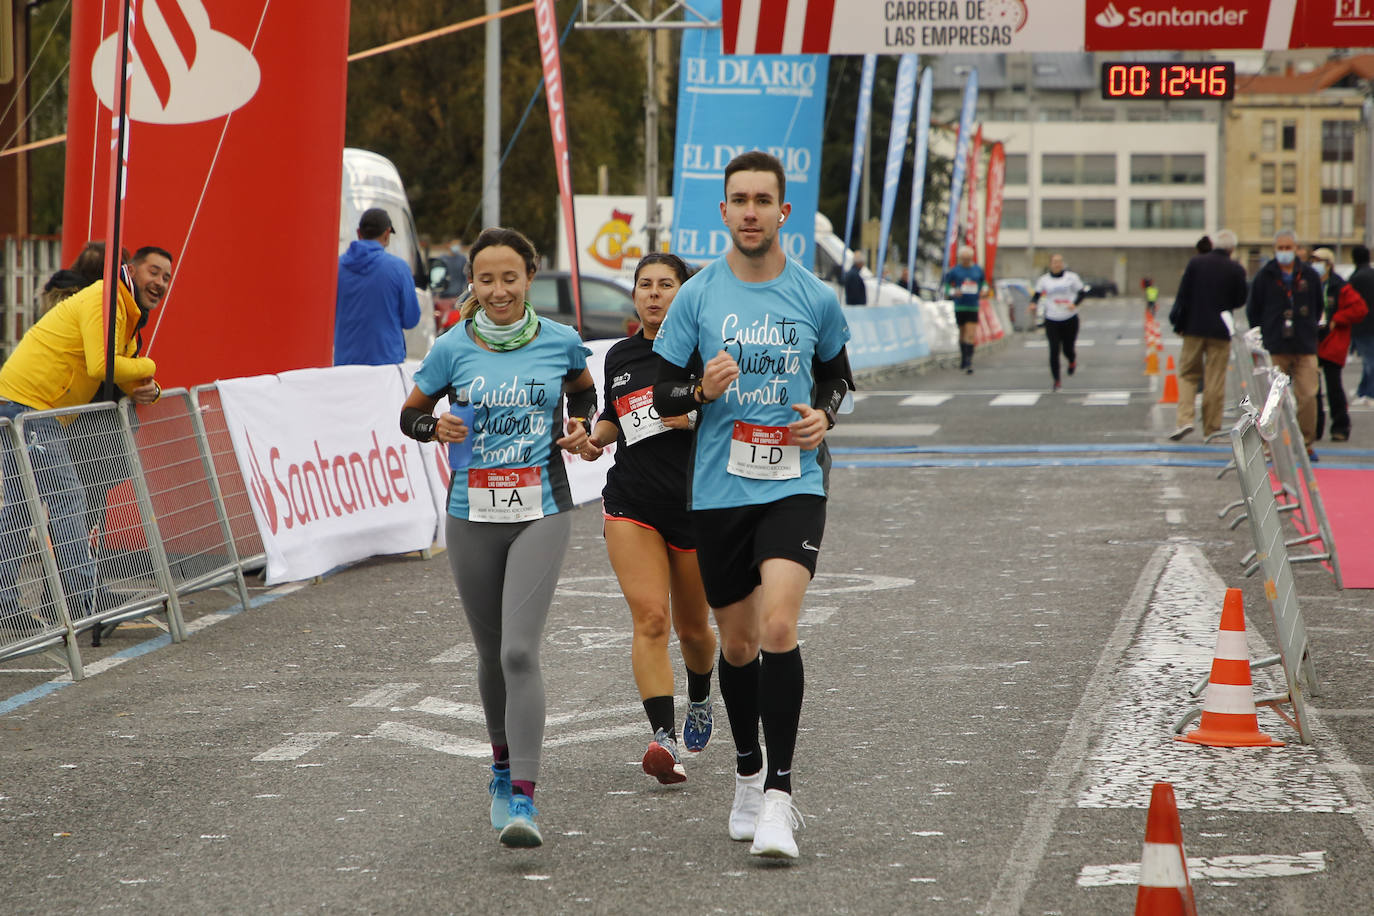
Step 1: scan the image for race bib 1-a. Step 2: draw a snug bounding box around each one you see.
[467,467,544,523]
[614,385,669,446]
[727,421,800,480]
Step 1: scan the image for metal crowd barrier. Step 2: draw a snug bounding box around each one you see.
[190,384,266,572]
[0,385,269,677]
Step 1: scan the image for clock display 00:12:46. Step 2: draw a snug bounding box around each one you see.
[1100,62,1235,101]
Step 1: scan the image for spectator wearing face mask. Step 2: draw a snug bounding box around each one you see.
[1246,229,1323,454]
[1310,247,1368,443]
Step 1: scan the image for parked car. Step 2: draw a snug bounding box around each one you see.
[1081,277,1119,297]
[528,271,640,340]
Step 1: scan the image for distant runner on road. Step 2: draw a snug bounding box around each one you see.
[652,150,854,861]
[1032,253,1086,392]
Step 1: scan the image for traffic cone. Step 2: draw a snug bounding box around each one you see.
[1158,355,1178,404]
[1145,348,1159,376]
[1176,588,1284,748]
[1134,782,1198,916]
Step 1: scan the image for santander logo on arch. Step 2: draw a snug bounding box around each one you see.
[1092,1,1251,30]
[91,0,260,124]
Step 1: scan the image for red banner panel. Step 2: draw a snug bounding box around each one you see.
[63,0,349,389]
[1085,0,1269,50]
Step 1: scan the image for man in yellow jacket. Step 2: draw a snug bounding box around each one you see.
[0,249,171,636]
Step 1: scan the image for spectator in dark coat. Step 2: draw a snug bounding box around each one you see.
[334,208,421,366]
[843,252,868,305]
[1246,229,1323,452]
[1167,228,1248,439]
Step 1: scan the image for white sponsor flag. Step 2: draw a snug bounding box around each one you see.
[218,366,439,584]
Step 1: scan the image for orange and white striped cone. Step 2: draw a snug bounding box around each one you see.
[1145,348,1160,376]
[1176,588,1284,748]
[1134,782,1198,916]
[1158,355,1179,404]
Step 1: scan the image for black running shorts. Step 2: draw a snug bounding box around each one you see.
[690,494,827,608]
[602,493,696,552]
[954,309,980,326]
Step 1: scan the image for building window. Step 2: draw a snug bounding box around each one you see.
[1040,198,1115,230]
[1260,205,1275,237]
[1261,163,1276,194]
[1280,163,1297,194]
[1129,199,1205,230]
[1281,120,1297,151]
[1126,108,1168,122]
[1131,153,1204,185]
[1261,119,1276,152]
[1001,198,1027,230]
[1081,109,1116,122]
[1041,153,1115,185]
[1004,153,1028,185]
[1281,204,1296,228]
[1322,119,1356,162]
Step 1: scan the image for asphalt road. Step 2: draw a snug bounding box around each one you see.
[3,295,1373,915]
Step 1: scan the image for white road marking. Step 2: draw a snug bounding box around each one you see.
[1165,508,1185,525]
[990,393,1041,407]
[1115,338,1142,346]
[800,606,838,626]
[545,703,644,727]
[427,644,474,664]
[371,721,491,757]
[1162,486,1184,500]
[899,393,953,407]
[1083,391,1131,406]
[982,544,1172,916]
[1076,546,1348,814]
[1077,851,1326,887]
[253,732,340,762]
[827,423,940,437]
[544,724,645,748]
[349,684,421,708]
[558,572,913,600]
[409,697,486,723]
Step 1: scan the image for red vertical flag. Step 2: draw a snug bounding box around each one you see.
[534,0,582,333]
[984,142,1006,283]
[962,123,981,254]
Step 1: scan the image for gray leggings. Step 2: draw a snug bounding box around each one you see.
[446,511,572,784]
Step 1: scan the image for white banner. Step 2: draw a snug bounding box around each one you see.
[218,365,439,585]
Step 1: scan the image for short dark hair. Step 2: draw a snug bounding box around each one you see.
[633,251,690,286]
[723,150,786,202]
[357,207,393,240]
[1353,244,1371,266]
[131,245,173,266]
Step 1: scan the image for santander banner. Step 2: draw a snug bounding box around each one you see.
[218,366,440,584]
[720,0,1373,53]
[63,0,349,390]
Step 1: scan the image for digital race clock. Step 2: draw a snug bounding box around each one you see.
[1100,62,1235,101]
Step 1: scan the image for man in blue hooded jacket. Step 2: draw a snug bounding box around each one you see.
[335,208,421,365]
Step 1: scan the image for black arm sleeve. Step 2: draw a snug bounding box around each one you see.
[566,384,597,433]
[1074,288,1089,305]
[812,347,855,427]
[1030,290,1042,304]
[400,406,437,442]
[654,357,699,416]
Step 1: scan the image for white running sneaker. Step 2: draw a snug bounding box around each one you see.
[728,770,766,841]
[749,788,804,859]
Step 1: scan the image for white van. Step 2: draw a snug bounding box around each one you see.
[339,148,435,361]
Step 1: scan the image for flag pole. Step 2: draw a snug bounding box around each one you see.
[100,0,135,401]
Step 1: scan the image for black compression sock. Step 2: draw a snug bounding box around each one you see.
[759,647,804,794]
[643,695,676,738]
[717,651,763,776]
[686,665,713,704]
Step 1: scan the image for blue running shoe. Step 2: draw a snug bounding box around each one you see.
[499,794,543,848]
[489,766,512,829]
[683,698,713,753]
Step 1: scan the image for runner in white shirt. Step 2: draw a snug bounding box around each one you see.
[1031,253,1086,391]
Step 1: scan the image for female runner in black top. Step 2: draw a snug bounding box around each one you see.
[580,253,717,784]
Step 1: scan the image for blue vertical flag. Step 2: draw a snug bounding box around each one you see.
[874,53,918,305]
[671,0,828,269]
[904,66,934,299]
[842,54,877,251]
[942,68,979,273]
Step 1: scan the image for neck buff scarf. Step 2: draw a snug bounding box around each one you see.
[472,303,538,351]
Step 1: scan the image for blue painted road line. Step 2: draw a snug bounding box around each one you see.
[834,455,1372,470]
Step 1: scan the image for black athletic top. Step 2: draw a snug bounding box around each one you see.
[599,331,698,507]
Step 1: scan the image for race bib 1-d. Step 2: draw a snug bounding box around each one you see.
[727,421,800,480]
[614,385,669,446]
[467,467,544,522]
